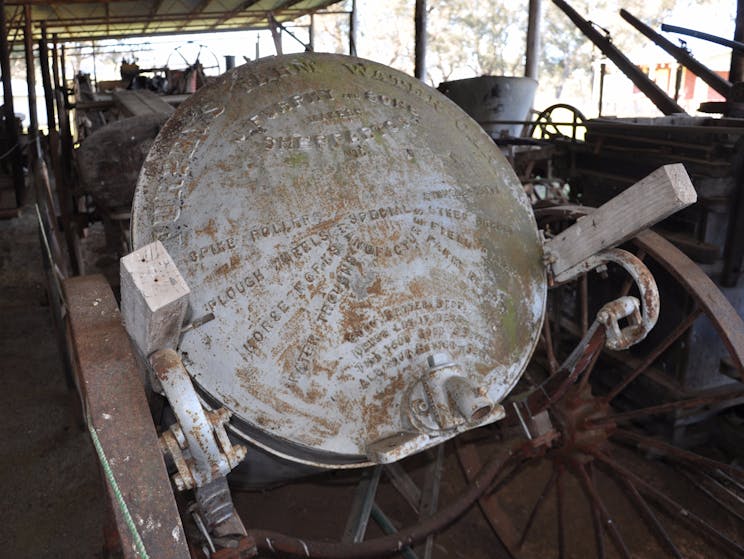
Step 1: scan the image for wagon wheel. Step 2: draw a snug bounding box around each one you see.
[164,42,222,94]
[166,42,222,75]
[528,104,587,142]
[455,204,744,558]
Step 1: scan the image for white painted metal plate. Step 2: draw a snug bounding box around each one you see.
[132,53,546,465]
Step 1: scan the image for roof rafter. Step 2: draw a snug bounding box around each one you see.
[4,0,343,40]
[143,0,165,33]
[181,0,212,30]
[209,0,260,29]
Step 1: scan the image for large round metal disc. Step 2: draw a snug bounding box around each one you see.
[132,53,545,464]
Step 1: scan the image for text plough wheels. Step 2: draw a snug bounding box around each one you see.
[454,204,744,559]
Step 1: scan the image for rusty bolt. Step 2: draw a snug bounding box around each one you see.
[173,473,188,492]
[427,352,452,369]
[208,407,231,426]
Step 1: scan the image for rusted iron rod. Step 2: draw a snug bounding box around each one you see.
[455,440,520,553]
[517,465,557,548]
[594,450,744,558]
[245,443,519,559]
[556,464,566,559]
[675,466,744,523]
[590,387,744,426]
[605,306,703,401]
[616,474,683,559]
[575,462,631,559]
[552,0,686,115]
[621,9,732,98]
[611,429,744,480]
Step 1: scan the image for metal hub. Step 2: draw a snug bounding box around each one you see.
[550,385,613,462]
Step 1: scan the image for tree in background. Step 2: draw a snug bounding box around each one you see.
[345,0,732,116]
[541,0,677,101]
[427,0,527,83]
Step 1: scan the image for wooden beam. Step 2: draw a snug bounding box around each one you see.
[7,6,24,50]
[64,274,190,559]
[23,4,39,148]
[180,0,211,30]
[142,0,164,32]
[120,240,190,357]
[0,0,25,207]
[5,0,139,4]
[210,0,261,29]
[112,89,175,117]
[545,164,697,282]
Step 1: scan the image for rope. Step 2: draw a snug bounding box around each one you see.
[87,415,151,559]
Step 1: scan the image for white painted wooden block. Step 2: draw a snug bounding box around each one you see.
[546,163,696,282]
[120,240,190,357]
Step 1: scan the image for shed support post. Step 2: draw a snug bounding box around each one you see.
[0,0,25,207]
[730,0,744,83]
[349,0,358,56]
[525,0,542,80]
[414,0,427,82]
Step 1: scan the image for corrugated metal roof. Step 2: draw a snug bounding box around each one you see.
[3,0,345,41]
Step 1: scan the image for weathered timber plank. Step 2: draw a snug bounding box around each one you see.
[546,164,697,281]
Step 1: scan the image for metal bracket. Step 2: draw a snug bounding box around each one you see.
[151,348,247,491]
[562,248,660,350]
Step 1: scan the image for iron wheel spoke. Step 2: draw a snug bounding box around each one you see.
[592,449,744,558]
[590,386,744,427]
[556,464,566,559]
[607,465,683,559]
[576,461,631,559]
[606,307,703,402]
[611,429,744,480]
[517,465,558,548]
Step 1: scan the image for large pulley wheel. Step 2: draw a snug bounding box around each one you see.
[132,53,546,466]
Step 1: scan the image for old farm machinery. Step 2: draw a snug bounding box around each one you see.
[60,53,744,558]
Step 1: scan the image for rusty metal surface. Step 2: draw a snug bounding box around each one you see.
[131,53,546,464]
[151,348,247,490]
[590,250,658,350]
[64,274,189,559]
[77,113,169,209]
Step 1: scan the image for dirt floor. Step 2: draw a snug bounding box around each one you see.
[0,204,105,557]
